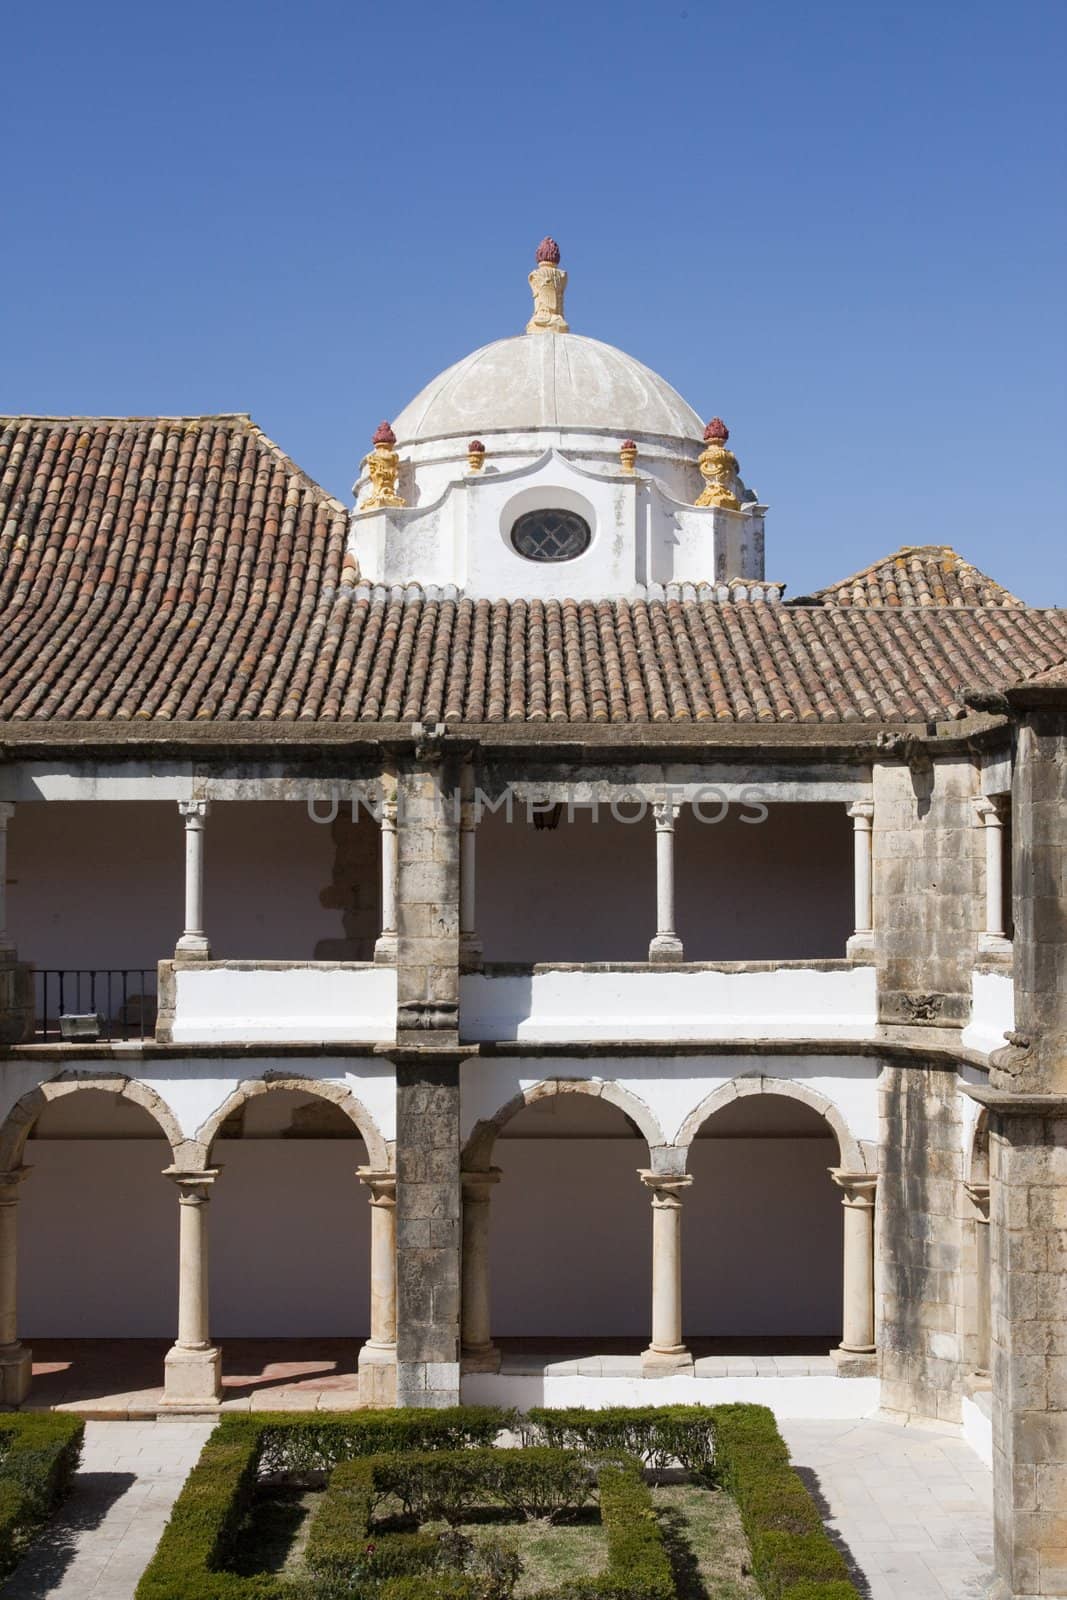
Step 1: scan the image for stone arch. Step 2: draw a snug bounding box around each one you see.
[676,1074,866,1173]
[195,1074,389,1172]
[463,1076,667,1171]
[0,1072,185,1171]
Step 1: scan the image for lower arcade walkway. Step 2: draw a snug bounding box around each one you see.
[0,1416,993,1600]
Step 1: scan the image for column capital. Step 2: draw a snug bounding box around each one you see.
[380,797,398,829]
[963,1180,991,1220]
[829,1168,877,1207]
[638,1169,692,1206]
[653,800,682,830]
[972,794,1004,826]
[846,800,874,825]
[0,1168,29,1204]
[164,1167,220,1202]
[178,799,210,822]
[462,1167,501,1200]
[357,1167,397,1207]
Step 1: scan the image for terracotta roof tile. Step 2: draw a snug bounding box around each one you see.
[1,418,1063,730]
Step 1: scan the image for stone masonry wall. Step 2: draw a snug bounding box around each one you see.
[873,756,983,1027]
[877,1061,965,1423]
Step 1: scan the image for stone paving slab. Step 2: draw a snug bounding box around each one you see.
[780,1416,993,1600]
[0,1420,213,1600]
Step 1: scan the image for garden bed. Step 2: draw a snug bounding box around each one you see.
[0,1413,85,1581]
[135,1405,860,1600]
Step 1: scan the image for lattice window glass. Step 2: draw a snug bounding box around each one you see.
[510,509,591,562]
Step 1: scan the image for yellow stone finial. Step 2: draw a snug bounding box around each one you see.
[527,236,569,334]
[359,421,406,511]
[620,439,638,475]
[695,418,740,510]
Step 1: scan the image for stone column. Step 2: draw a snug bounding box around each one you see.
[846,801,875,958]
[0,805,33,1045]
[162,1169,221,1408]
[357,1169,397,1405]
[974,796,1012,954]
[639,1171,693,1372]
[0,804,16,960]
[648,803,684,963]
[829,1169,877,1372]
[964,1180,991,1377]
[175,800,210,959]
[459,769,483,969]
[0,1168,32,1405]
[461,1168,500,1371]
[374,784,399,963]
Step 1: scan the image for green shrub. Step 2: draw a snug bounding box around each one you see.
[254,1407,514,1477]
[524,1406,715,1473]
[709,1406,860,1600]
[0,1414,84,1580]
[379,1578,482,1600]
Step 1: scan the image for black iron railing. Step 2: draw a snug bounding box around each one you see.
[34,970,158,1042]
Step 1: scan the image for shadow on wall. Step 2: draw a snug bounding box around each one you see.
[475,804,853,962]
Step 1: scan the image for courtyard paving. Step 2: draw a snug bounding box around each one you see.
[781,1416,994,1600]
[0,1413,994,1600]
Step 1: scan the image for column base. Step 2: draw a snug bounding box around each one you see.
[845,932,876,962]
[461,1344,501,1374]
[830,1345,877,1377]
[0,1342,32,1406]
[373,933,398,964]
[357,1342,398,1407]
[174,935,211,960]
[977,932,1013,957]
[161,1344,222,1410]
[648,934,685,964]
[641,1345,693,1375]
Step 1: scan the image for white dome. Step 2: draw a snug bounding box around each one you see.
[392,333,703,446]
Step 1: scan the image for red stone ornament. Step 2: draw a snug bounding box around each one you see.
[535,236,561,264]
[704,418,729,442]
[621,439,637,451]
[468,440,485,453]
[372,421,396,447]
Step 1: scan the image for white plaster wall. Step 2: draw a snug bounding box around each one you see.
[962,1392,993,1468]
[475,804,853,963]
[18,1138,371,1337]
[9,801,359,969]
[489,1136,841,1339]
[461,1055,881,1156]
[962,970,1015,1058]
[169,966,397,1044]
[461,967,878,1043]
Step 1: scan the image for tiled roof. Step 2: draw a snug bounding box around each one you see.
[796,545,1025,609]
[0,417,1063,729]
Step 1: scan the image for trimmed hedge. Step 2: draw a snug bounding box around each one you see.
[710,1405,861,1600]
[0,1413,85,1580]
[524,1406,715,1474]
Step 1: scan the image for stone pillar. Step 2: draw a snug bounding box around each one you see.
[374,783,399,963]
[648,803,684,963]
[175,800,210,959]
[356,1169,397,1405]
[964,1180,991,1377]
[829,1169,877,1373]
[975,796,1012,955]
[981,673,1067,1600]
[639,1171,693,1372]
[459,767,483,970]
[0,1168,32,1405]
[0,804,16,961]
[846,801,875,958]
[0,805,33,1045]
[162,1169,221,1408]
[461,1168,500,1371]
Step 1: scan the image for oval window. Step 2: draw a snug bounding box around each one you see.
[510,508,591,563]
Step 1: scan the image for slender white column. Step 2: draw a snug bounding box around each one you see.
[974,797,1011,952]
[0,1168,32,1405]
[965,1180,991,1376]
[459,768,483,968]
[356,1168,397,1404]
[374,787,399,963]
[461,1168,500,1371]
[640,1170,693,1372]
[0,805,16,960]
[846,801,875,958]
[648,803,684,963]
[829,1169,877,1360]
[175,800,210,959]
[162,1169,221,1408]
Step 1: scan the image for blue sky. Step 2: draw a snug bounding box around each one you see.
[2,0,1063,602]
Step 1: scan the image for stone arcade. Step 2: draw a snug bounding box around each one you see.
[0,241,1065,1597]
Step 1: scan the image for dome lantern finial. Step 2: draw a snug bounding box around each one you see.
[527,237,569,334]
[695,418,741,510]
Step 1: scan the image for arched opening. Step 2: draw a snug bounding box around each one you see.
[683,1091,844,1349]
[483,1091,652,1354]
